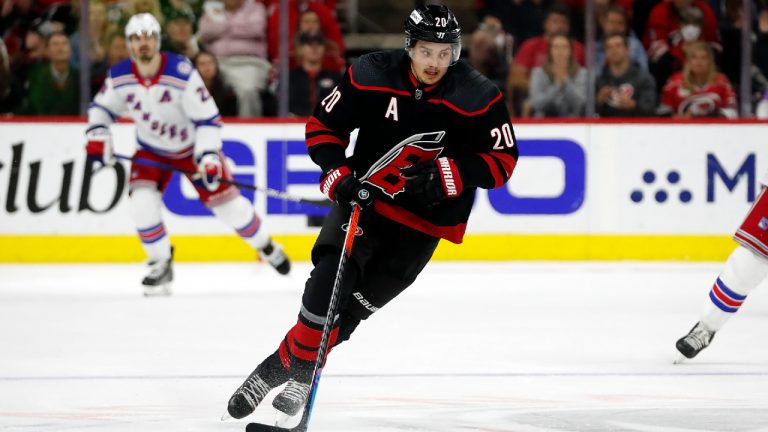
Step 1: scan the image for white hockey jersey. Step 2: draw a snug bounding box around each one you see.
[87,52,222,159]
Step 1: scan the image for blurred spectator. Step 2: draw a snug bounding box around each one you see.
[507,3,585,116]
[468,22,508,93]
[193,50,238,116]
[160,0,199,29]
[0,36,23,113]
[757,89,768,118]
[596,33,657,116]
[526,33,586,117]
[1,0,42,62]
[266,0,345,72]
[293,9,342,71]
[474,0,547,46]
[658,41,737,118]
[198,0,269,117]
[120,0,165,28]
[161,8,198,58]
[595,5,648,75]
[0,37,9,99]
[5,23,45,104]
[285,31,339,116]
[17,30,79,114]
[643,0,721,92]
[718,0,768,111]
[91,31,129,95]
[35,3,75,35]
[69,0,109,69]
[756,8,768,79]
[11,24,44,73]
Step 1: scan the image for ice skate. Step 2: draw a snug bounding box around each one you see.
[272,379,310,416]
[142,247,174,297]
[225,352,290,420]
[675,322,715,362]
[259,238,291,275]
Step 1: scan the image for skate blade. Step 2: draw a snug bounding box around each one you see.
[273,408,303,429]
[143,282,172,297]
[221,412,233,421]
[673,354,687,365]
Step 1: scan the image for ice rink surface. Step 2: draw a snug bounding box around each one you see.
[2,261,768,432]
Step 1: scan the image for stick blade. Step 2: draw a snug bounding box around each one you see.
[245,422,306,432]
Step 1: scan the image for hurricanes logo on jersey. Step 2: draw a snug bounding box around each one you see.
[359,131,446,198]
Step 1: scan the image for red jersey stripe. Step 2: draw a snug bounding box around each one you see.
[478,153,504,188]
[427,92,503,117]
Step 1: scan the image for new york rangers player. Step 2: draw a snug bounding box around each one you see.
[676,170,768,361]
[85,13,290,296]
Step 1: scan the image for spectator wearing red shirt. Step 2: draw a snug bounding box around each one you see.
[643,0,721,91]
[507,3,585,116]
[285,31,340,117]
[659,41,737,118]
[266,0,345,72]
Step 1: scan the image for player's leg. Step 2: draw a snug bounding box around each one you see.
[676,190,768,359]
[129,151,174,296]
[210,195,291,274]
[676,246,768,359]
[184,152,291,274]
[271,217,439,416]
[225,206,374,419]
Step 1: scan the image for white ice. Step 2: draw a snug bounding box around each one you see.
[1,261,768,432]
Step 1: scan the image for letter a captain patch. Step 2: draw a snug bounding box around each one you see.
[385,97,399,121]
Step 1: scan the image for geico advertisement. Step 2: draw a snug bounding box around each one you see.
[0,122,764,235]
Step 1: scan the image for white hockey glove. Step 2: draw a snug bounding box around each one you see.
[85,127,115,166]
[196,152,223,191]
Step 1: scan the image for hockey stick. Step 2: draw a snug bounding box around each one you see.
[245,204,362,432]
[111,153,332,207]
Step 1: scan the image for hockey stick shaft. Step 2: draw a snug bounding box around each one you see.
[245,204,362,432]
[111,153,332,207]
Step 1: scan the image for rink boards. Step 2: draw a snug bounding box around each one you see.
[0,119,764,262]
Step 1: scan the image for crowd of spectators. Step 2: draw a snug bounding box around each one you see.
[0,0,343,116]
[2,0,768,118]
[473,0,768,118]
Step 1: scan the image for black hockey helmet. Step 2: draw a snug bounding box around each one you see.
[404,3,462,65]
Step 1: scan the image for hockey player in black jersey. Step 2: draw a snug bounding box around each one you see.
[225,2,519,422]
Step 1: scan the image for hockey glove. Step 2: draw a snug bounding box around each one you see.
[320,165,374,208]
[400,157,464,208]
[85,126,115,166]
[196,152,223,191]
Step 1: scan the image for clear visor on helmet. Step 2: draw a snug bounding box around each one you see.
[407,40,461,67]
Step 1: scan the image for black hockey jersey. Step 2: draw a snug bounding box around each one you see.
[305,50,518,244]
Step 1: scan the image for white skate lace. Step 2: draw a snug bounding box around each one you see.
[240,375,272,409]
[684,325,713,350]
[280,379,310,404]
